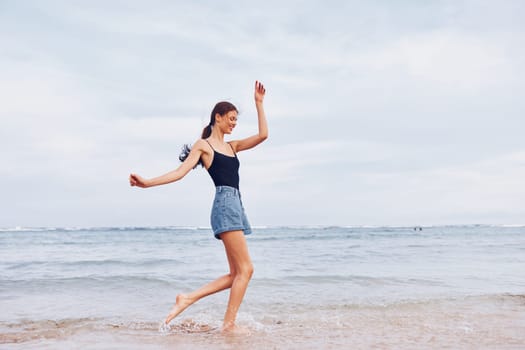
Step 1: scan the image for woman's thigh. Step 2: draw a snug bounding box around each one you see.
[221,230,252,270]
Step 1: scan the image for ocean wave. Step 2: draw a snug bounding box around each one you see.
[331,292,525,311]
[0,317,165,344]
[0,226,209,233]
[4,258,182,271]
[0,315,234,345]
[2,224,525,234]
[254,275,448,287]
[0,275,176,288]
[0,226,52,232]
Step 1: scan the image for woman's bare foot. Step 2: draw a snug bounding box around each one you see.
[221,322,251,335]
[164,294,193,325]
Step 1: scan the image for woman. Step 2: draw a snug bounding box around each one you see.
[129,81,267,332]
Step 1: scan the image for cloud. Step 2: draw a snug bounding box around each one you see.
[360,149,525,224]
[1,1,524,227]
[345,29,515,91]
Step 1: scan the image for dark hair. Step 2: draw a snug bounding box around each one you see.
[179,101,238,168]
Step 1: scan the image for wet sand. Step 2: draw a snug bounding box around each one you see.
[2,294,524,349]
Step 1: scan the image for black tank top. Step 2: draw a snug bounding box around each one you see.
[205,140,240,189]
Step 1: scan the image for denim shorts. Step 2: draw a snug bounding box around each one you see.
[211,186,252,240]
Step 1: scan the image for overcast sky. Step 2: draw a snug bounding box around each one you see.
[1,0,524,228]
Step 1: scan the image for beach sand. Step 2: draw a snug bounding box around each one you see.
[2,294,524,349]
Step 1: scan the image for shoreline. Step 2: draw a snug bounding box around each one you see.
[2,293,524,349]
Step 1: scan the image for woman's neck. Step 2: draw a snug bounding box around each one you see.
[210,127,225,142]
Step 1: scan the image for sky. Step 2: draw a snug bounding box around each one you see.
[1,0,524,228]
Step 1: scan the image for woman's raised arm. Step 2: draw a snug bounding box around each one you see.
[230,81,268,153]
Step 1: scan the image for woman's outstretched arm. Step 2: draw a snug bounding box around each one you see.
[129,139,206,188]
[230,81,268,152]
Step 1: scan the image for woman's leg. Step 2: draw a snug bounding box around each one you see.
[220,230,254,331]
[164,230,253,328]
[164,275,232,324]
[164,248,237,324]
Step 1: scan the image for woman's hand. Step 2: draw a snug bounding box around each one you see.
[254,80,266,104]
[129,173,149,188]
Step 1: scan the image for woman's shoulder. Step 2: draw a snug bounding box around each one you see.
[193,139,212,153]
[191,138,205,146]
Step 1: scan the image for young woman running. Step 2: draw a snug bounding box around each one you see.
[129,81,267,332]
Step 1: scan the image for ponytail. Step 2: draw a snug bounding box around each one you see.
[178,101,238,169]
[201,124,212,139]
[178,143,201,168]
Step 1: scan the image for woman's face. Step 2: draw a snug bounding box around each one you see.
[216,110,238,134]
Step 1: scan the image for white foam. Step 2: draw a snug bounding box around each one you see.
[158,321,171,334]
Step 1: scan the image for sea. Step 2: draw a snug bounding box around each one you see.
[1,225,524,349]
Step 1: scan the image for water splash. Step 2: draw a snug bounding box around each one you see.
[158,321,171,334]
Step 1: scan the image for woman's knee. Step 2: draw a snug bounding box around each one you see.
[241,262,254,279]
[234,262,253,280]
[221,230,253,279]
